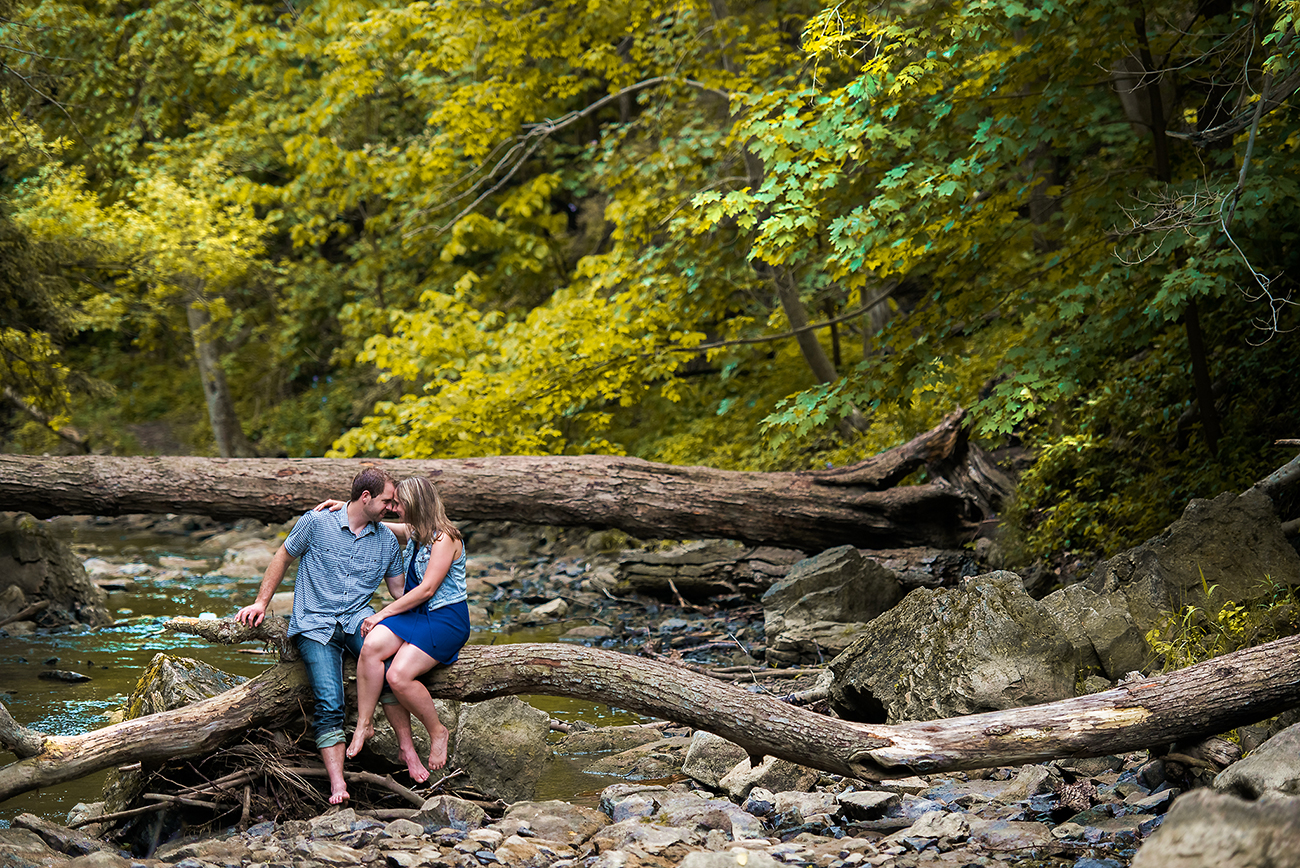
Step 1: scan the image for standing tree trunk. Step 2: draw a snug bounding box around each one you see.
[184,278,255,458]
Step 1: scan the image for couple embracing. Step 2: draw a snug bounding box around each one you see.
[235,468,470,804]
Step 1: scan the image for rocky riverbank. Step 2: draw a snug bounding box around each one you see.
[4,494,1300,868]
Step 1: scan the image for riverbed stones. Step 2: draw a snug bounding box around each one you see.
[761,545,904,665]
[718,755,820,801]
[828,571,1077,722]
[503,800,609,844]
[583,735,693,778]
[207,538,278,579]
[412,794,488,831]
[0,512,111,627]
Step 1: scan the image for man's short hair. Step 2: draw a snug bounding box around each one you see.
[351,467,395,501]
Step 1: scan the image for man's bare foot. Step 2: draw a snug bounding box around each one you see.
[428,726,450,771]
[399,745,430,783]
[329,784,349,805]
[346,722,374,759]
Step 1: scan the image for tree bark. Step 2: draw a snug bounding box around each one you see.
[0,411,997,551]
[5,622,1300,805]
[184,278,256,459]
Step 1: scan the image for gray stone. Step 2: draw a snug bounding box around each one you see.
[0,828,67,867]
[892,810,969,843]
[1215,722,1300,799]
[1086,490,1300,636]
[453,696,552,803]
[503,800,609,844]
[829,572,1077,722]
[558,724,668,755]
[64,853,130,868]
[383,818,425,838]
[966,817,1055,850]
[0,512,110,627]
[742,787,776,816]
[1040,583,1148,680]
[582,736,692,778]
[773,791,839,819]
[413,794,488,832]
[682,731,751,788]
[838,789,900,819]
[763,546,903,665]
[718,754,819,801]
[599,783,675,819]
[590,819,697,854]
[654,793,766,840]
[678,850,785,868]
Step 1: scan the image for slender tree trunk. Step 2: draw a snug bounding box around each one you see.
[184,278,255,458]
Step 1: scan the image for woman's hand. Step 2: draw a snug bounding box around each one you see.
[360,613,384,637]
[313,499,346,512]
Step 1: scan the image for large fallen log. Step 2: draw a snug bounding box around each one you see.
[4,618,1300,804]
[0,411,1003,551]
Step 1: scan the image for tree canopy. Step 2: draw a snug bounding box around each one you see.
[0,0,1296,563]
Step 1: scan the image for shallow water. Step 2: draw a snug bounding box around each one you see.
[0,522,649,827]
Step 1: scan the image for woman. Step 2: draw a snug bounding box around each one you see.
[324,475,469,780]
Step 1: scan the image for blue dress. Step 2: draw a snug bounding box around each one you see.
[382,537,470,664]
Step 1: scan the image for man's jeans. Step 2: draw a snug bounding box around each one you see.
[295,624,365,750]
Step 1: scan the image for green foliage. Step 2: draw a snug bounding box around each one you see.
[1146,574,1300,671]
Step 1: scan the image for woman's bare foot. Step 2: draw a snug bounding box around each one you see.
[346,722,374,759]
[428,724,450,771]
[399,744,430,783]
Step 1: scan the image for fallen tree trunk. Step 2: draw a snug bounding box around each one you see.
[0,411,996,550]
[5,618,1300,804]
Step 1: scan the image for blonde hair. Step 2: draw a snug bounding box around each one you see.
[397,476,462,548]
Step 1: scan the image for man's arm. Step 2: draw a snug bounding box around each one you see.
[235,546,295,626]
[384,571,405,600]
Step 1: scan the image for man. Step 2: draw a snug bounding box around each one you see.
[236,467,412,804]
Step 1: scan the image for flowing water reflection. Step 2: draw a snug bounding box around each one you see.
[1,521,652,827]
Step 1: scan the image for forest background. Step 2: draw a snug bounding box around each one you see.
[0,0,1297,571]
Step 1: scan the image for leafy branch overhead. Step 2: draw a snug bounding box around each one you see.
[0,0,1297,559]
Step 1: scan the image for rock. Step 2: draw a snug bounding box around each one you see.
[503,800,609,844]
[101,654,247,813]
[654,792,766,841]
[678,850,785,868]
[453,696,552,803]
[996,764,1062,802]
[829,571,1077,722]
[1131,789,1300,866]
[65,852,131,868]
[718,755,819,801]
[494,833,578,866]
[0,512,111,627]
[522,598,569,621]
[888,810,970,844]
[0,827,68,868]
[743,788,775,816]
[38,669,91,682]
[583,736,693,778]
[556,724,666,755]
[967,817,1055,850]
[773,791,839,819]
[1040,582,1148,680]
[413,795,489,832]
[682,731,751,789]
[1215,722,1300,799]
[838,790,901,819]
[762,545,904,665]
[207,539,278,579]
[617,540,805,598]
[1086,490,1300,636]
[383,818,425,838]
[11,813,118,858]
[561,624,613,641]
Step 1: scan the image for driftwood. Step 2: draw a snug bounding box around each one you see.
[0,410,1004,551]
[5,616,1300,805]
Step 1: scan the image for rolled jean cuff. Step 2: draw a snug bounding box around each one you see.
[379,692,399,705]
[316,728,346,750]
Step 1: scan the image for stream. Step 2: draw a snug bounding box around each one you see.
[0,519,653,829]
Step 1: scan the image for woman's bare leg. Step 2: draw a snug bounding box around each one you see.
[386,644,450,770]
[380,702,430,782]
[347,625,403,759]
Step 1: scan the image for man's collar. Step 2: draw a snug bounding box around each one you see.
[335,501,376,537]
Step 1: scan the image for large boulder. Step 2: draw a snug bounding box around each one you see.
[762,546,904,665]
[102,654,248,813]
[828,572,1077,722]
[1085,490,1300,635]
[0,512,110,627]
[1039,582,1149,680]
[452,696,553,803]
[1130,789,1300,868]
